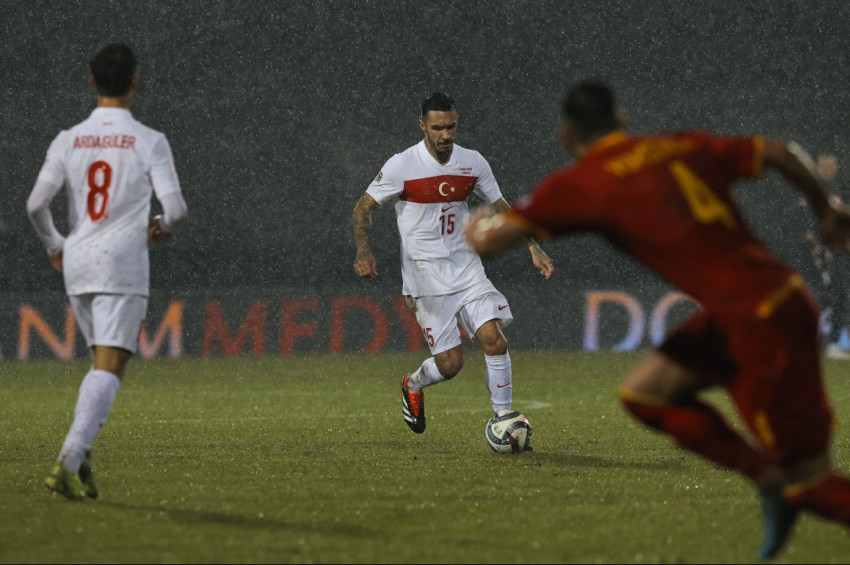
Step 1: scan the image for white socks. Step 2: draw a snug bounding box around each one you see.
[406,352,513,414]
[486,352,512,414]
[59,369,121,473]
[406,357,445,392]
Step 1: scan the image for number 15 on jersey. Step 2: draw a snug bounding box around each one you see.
[440,213,456,235]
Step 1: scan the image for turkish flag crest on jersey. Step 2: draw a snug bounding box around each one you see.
[401,175,478,203]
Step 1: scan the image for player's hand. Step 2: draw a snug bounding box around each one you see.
[149,216,172,244]
[819,202,850,254]
[464,206,498,255]
[354,251,378,278]
[467,205,495,224]
[530,243,554,279]
[465,207,534,258]
[49,250,63,272]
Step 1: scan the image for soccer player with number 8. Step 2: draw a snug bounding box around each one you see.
[26,43,188,501]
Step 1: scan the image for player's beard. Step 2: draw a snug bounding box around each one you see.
[429,136,453,162]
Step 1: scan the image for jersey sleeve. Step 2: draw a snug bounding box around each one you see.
[510,169,588,238]
[149,134,182,200]
[472,154,503,204]
[26,178,66,256]
[35,131,70,187]
[690,131,764,180]
[158,191,188,233]
[365,154,404,205]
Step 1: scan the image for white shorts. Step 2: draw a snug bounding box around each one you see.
[407,279,513,355]
[69,294,148,354]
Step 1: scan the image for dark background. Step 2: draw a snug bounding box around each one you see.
[3,0,850,302]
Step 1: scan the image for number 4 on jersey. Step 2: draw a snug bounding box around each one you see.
[87,160,112,221]
[669,160,736,230]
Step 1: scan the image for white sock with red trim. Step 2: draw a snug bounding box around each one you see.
[486,352,512,414]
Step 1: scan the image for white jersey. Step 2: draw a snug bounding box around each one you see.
[367,140,503,297]
[35,108,181,296]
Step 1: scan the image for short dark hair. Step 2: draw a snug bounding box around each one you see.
[89,43,137,97]
[562,81,619,143]
[421,92,456,120]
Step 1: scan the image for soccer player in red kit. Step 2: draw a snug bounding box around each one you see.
[464,81,850,560]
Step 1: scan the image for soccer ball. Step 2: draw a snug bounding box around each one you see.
[485,410,533,454]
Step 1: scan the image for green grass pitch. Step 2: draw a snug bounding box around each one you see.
[1,351,849,564]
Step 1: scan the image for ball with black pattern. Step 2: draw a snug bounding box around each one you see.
[485,410,533,454]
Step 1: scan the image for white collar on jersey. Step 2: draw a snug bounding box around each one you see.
[418,139,456,167]
[91,107,134,118]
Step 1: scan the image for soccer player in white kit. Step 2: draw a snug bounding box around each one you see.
[26,44,188,500]
[352,93,553,436]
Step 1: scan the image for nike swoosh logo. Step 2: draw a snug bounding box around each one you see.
[498,305,508,311]
[441,206,452,212]
[496,382,511,388]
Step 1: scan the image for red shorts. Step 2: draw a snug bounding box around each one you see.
[658,286,834,466]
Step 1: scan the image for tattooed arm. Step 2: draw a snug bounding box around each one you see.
[352,193,380,278]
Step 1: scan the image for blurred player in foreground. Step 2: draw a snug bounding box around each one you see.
[352,92,553,436]
[27,43,188,500]
[464,81,850,559]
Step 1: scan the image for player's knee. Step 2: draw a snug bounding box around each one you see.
[442,360,464,380]
[482,336,508,356]
[92,345,132,379]
[478,331,508,356]
[436,353,464,379]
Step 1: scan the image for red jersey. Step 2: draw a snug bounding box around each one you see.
[510,130,798,317]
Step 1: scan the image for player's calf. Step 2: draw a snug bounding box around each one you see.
[618,387,770,482]
[787,472,850,524]
[434,346,464,380]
